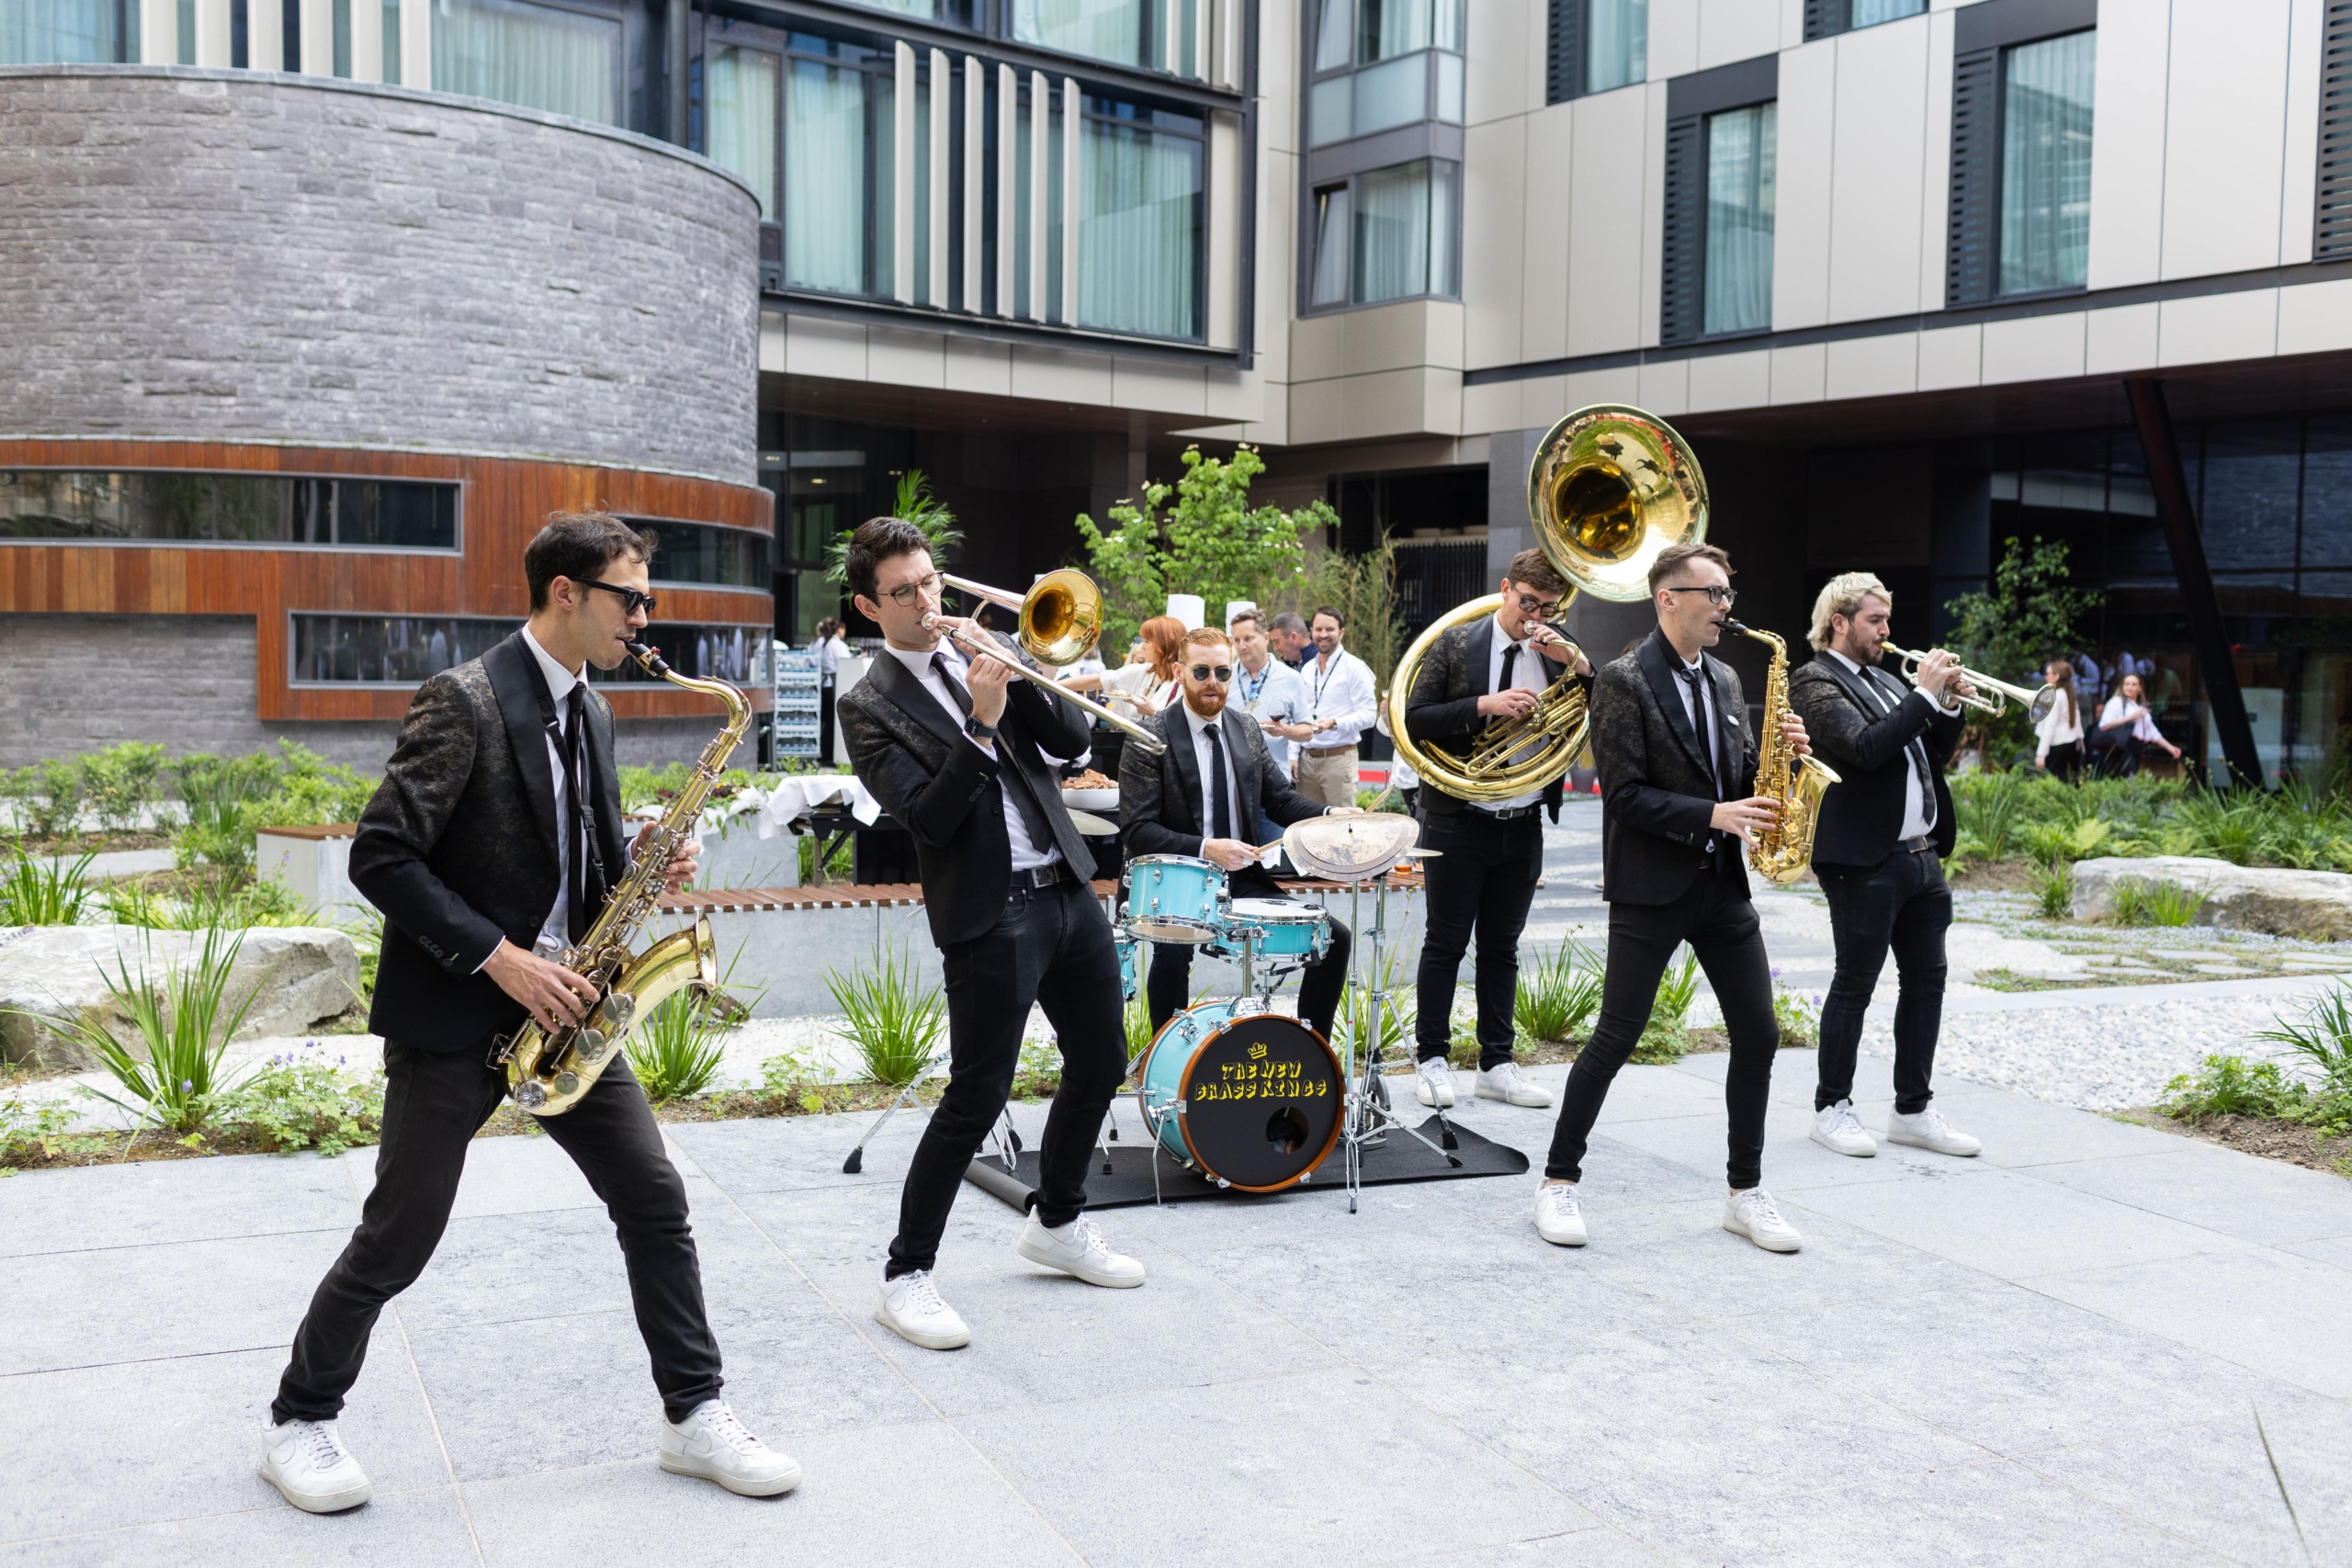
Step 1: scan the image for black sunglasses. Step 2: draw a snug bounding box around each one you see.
[578,579,658,616]
[1187,664,1235,682]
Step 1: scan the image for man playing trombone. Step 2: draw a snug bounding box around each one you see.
[1786,572,1982,1161]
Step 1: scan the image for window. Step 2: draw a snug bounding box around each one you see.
[1801,0,1922,42]
[706,44,781,220]
[2318,0,2352,258]
[629,519,775,589]
[1546,0,1645,106]
[1014,0,1197,75]
[782,35,895,298]
[1998,30,2095,296]
[1702,102,1774,335]
[2,0,130,62]
[1308,0,1464,146]
[289,615,773,685]
[1306,159,1459,308]
[1660,71,1775,344]
[1078,99,1204,339]
[0,471,459,549]
[602,623,775,685]
[432,0,622,125]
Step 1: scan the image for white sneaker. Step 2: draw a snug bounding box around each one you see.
[1723,1189,1803,1253]
[1533,1181,1588,1247]
[1476,1062,1554,1109]
[1885,1105,1982,1157]
[258,1417,372,1514]
[876,1269,972,1349]
[1414,1055,1456,1108]
[1809,1100,1877,1158]
[659,1398,802,1496]
[1014,1211,1146,1288]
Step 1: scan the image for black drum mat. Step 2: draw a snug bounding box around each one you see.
[961,1116,1529,1212]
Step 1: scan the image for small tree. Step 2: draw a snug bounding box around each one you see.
[1074,445,1338,651]
[823,470,965,586]
[1941,535,2101,765]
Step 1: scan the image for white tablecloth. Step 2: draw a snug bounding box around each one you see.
[741,773,882,837]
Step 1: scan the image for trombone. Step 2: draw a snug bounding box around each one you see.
[1880,642,2060,723]
[924,569,1169,754]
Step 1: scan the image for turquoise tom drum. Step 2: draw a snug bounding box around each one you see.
[1123,854,1228,942]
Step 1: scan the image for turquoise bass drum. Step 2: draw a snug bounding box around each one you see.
[1134,1000,1344,1192]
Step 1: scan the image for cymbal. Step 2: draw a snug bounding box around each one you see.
[1283,811,1420,882]
[1403,847,1442,857]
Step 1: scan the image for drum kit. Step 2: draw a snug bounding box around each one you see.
[1121,810,1458,1212]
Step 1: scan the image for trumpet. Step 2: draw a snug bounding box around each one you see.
[927,569,1169,754]
[1880,642,2060,723]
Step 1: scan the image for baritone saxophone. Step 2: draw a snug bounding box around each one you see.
[1724,620,1839,885]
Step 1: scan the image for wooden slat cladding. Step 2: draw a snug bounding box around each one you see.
[0,439,774,722]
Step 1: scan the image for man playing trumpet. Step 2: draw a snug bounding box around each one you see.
[1786,573,1981,1160]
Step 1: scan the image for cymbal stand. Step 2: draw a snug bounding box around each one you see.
[1334,869,1459,1214]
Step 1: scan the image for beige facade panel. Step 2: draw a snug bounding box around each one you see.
[1462,378,1521,434]
[1697,0,1783,73]
[1916,322,1983,390]
[1648,0,1700,81]
[1289,377,1344,445]
[1290,312,1346,383]
[868,324,948,389]
[1636,80,1668,350]
[1916,6,1955,312]
[943,337,1015,396]
[2278,277,2352,354]
[196,0,232,69]
[1558,367,1639,412]
[1110,356,1210,416]
[2085,302,2162,375]
[1466,0,1534,123]
[1637,356,1690,415]
[1687,347,1772,412]
[1201,367,1267,426]
[2158,289,2280,367]
[782,314,869,380]
[1827,14,1932,325]
[1983,312,2086,384]
[1825,332,1920,402]
[2086,0,2170,291]
[1464,117,1528,369]
[2282,0,2324,265]
[894,43,917,305]
[348,0,379,80]
[1565,87,1646,358]
[1770,342,1827,403]
[1773,38,1836,332]
[1522,103,1575,363]
[1340,299,1464,376]
[1010,343,1115,403]
[1207,112,1242,350]
[2161,0,2291,281]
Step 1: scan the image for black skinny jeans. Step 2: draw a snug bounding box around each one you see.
[887,876,1126,1278]
[274,1043,721,1426]
[1544,867,1779,1189]
[1414,808,1544,1070]
[1815,845,1951,1116]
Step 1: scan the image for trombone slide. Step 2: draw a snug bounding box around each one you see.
[923,614,1170,754]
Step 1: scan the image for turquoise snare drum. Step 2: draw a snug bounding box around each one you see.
[1123,854,1228,943]
[1218,897,1330,963]
[1135,1000,1344,1192]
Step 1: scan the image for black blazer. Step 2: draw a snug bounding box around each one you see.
[1789,654,1962,865]
[839,639,1095,947]
[351,632,629,1053]
[1589,627,1758,906]
[1401,614,1588,819]
[1119,699,1330,898]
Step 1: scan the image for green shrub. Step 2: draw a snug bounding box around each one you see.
[2255,987,2352,1136]
[0,852,97,925]
[5,758,89,840]
[81,742,168,834]
[797,832,854,884]
[1514,938,1602,1045]
[826,943,946,1087]
[109,873,312,931]
[216,1046,386,1156]
[2108,877,2207,928]
[1771,984,1821,1047]
[626,987,732,1102]
[2155,1055,2305,1121]
[0,1094,75,1171]
[2028,860,2075,920]
[1012,1037,1063,1098]
[1336,944,1414,1063]
[1632,949,1701,1064]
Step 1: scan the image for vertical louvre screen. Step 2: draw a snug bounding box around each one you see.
[1946,44,1999,306]
[2319,0,2352,257]
[1659,111,1703,343]
[1546,0,1582,106]
[1803,0,1846,43]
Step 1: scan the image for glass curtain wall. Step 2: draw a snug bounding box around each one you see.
[1999,29,2095,295]
[1851,0,1924,23]
[707,44,781,219]
[434,0,621,124]
[1585,0,1645,94]
[1352,159,1458,303]
[1014,0,1151,71]
[1307,0,1464,146]
[1308,184,1351,307]
[1702,102,1775,335]
[1077,101,1202,338]
[3,0,127,62]
[783,36,894,297]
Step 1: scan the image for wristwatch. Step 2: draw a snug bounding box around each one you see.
[964,715,999,740]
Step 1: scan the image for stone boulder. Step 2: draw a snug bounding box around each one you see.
[2070,856,2352,940]
[0,925,361,1072]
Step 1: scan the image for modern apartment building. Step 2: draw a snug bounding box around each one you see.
[6,0,2344,775]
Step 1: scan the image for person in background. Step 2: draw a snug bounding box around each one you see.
[2035,659,2084,781]
[2096,671,2180,777]
[1229,609,1313,842]
[1297,606,1377,808]
[1269,611,1312,670]
[1080,616,1184,722]
[814,617,851,767]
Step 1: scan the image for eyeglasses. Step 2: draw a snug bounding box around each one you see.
[1663,584,1737,607]
[879,571,946,608]
[1187,664,1235,683]
[578,579,658,616]
[1512,592,1564,619]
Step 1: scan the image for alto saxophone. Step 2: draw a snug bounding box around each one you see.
[1724,620,1840,885]
[496,639,752,1114]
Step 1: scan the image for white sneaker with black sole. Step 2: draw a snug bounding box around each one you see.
[659,1398,802,1496]
[1722,1189,1803,1252]
[1533,1181,1588,1247]
[258,1418,372,1514]
[876,1269,972,1349]
[1476,1062,1554,1108]
[1414,1055,1456,1109]
[1810,1099,1877,1158]
[1014,1211,1146,1287]
[1885,1105,1982,1157]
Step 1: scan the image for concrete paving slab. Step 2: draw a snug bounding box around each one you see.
[1392,1529,1675,1567]
[0,1488,480,1568]
[2025,1143,2352,1246]
[0,1152,358,1258]
[963,1366,1601,1565]
[2030,1247,2352,1398]
[1889,1092,2191,1169]
[2278,1233,2352,1269]
[339,1123,703,1221]
[662,1105,924,1195]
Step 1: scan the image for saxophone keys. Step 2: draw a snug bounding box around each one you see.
[554,1071,581,1097]
[573,1029,609,1065]
[513,1080,548,1111]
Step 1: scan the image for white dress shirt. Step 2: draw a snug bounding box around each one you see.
[1826,648,1956,841]
[1182,700,1244,841]
[519,626,582,958]
[1306,646,1377,749]
[883,640,1058,872]
[1478,611,1549,813]
[1237,655,1310,768]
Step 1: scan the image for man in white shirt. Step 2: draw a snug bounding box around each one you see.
[1787,572,1982,1162]
[1297,606,1377,808]
[1228,609,1312,838]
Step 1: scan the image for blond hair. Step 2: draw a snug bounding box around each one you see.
[1807,571,1893,652]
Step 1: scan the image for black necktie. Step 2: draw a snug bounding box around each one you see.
[562,684,591,941]
[934,652,1058,859]
[1498,641,1519,694]
[1680,665,1719,798]
[1204,718,1233,841]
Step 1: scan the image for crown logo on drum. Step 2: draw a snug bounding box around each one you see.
[1248,1043,1268,1059]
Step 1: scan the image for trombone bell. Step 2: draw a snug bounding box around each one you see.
[942,568,1102,669]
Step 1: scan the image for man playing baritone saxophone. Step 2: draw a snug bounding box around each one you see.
[1535,542,1815,1253]
[1787,573,1983,1161]
[260,513,800,1517]
[1402,547,1593,1112]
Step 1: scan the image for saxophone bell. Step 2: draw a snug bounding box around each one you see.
[1722,619,1841,885]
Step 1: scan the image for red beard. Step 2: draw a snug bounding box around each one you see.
[1190,686,1228,718]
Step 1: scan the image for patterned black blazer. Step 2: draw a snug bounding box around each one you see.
[1589,626,1758,905]
[1789,654,1962,865]
[350,631,629,1054]
[1118,700,1329,898]
[1400,613,1587,818]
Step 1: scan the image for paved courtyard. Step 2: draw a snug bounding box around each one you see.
[6,1039,2351,1566]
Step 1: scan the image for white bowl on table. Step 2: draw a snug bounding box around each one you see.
[1061,786,1119,811]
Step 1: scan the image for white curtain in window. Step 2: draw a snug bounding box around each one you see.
[1585,0,1645,94]
[432,0,619,124]
[1703,102,1774,334]
[1351,158,1455,303]
[1014,0,1150,70]
[1358,0,1430,62]
[1313,0,1351,71]
[2001,30,2095,296]
[708,47,780,220]
[1850,0,1923,25]
[1309,185,1351,307]
[1079,118,1199,337]
[786,57,888,294]
[1,0,120,62]
[841,0,937,16]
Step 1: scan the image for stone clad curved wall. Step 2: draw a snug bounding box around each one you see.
[0,66,760,485]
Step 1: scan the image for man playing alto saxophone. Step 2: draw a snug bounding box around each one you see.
[1534,542,1814,1253]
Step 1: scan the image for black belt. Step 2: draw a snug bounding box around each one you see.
[1014,861,1077,890]
[1476,804,1542,821]
[1900,835,1934,853]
